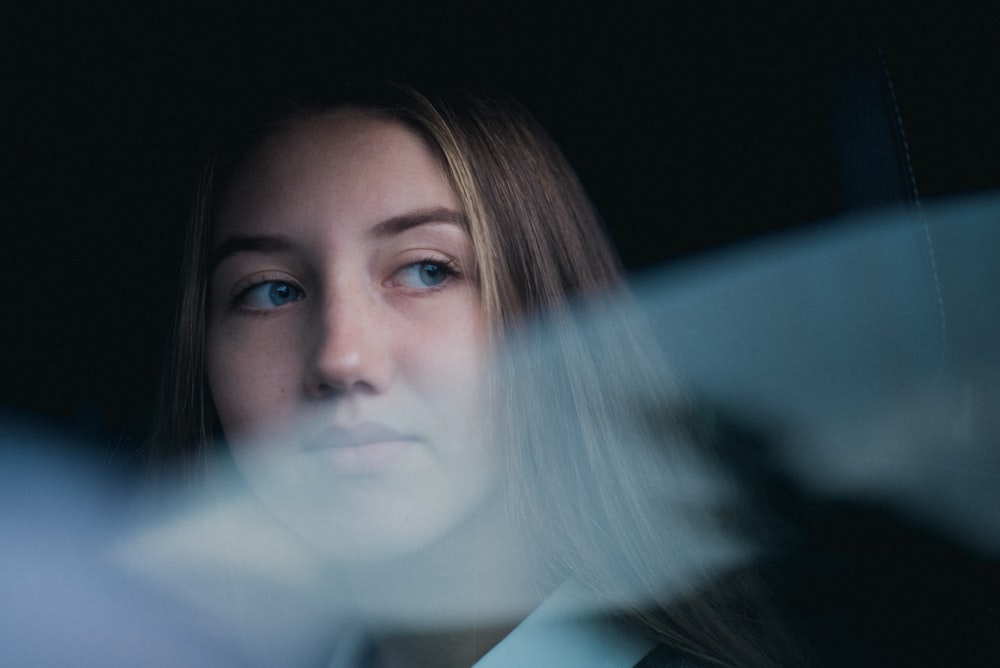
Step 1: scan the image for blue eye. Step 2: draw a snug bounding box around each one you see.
[239,281,303,309]
[397,262,452,289]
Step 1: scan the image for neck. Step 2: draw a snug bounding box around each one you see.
[342,493,549,667]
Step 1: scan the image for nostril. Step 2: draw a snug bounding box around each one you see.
[313,378,379,400]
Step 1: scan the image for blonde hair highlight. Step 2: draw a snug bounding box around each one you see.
[150,84,801,667]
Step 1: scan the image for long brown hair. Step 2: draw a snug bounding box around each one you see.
[150,83,801,667]
[149,84,622,468]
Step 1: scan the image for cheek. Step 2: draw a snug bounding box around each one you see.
[206,326,300,441]
[401,308,493,481]
[401,304,488,398]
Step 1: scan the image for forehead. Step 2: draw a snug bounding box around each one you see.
[215,110,456,238]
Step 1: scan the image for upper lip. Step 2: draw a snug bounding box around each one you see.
[301,421,416,452]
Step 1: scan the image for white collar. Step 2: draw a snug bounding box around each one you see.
[473,580,658,667]
[328,581,657,668]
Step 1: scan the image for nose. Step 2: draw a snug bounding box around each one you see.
[305,284,393,399]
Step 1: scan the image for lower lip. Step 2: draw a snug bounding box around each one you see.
[313,439,416,475]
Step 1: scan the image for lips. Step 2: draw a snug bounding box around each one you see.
[301,422,419,474]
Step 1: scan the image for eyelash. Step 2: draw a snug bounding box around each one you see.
[231,276,305,312]
[226,257,462,313]
[391,256,462,292]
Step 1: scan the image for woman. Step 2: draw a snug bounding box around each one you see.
[151,84,798,667]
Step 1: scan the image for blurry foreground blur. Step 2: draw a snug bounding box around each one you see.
[2,194,998,666]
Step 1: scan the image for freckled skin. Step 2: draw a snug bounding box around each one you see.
[205,113,498,560]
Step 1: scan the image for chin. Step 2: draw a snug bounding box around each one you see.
[237,471,501,567]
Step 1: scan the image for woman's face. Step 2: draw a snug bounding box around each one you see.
[205,111,498,560]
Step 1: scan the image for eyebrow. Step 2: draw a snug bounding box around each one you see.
[210,234,294,272]
[209,209,467,272]
[367,208,467,239]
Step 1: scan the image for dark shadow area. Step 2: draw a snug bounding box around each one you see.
[5,2,998,451]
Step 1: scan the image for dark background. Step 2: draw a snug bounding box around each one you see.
[3,1,999,462]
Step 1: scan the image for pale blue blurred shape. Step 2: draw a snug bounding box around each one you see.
[2,194,998,666]
[635,193,1000,551]
[0,418,249,666]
